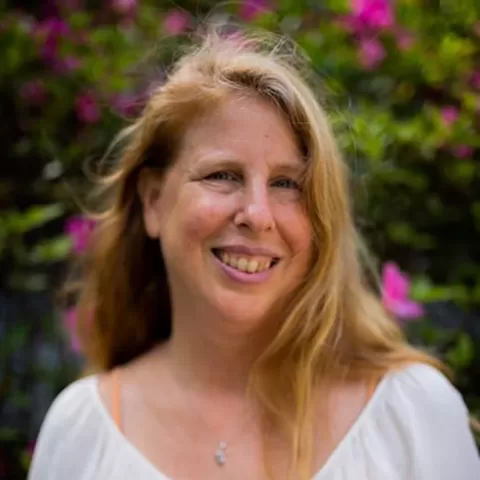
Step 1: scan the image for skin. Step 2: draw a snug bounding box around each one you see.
[98,94,370,479]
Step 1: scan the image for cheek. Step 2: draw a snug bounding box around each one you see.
[277,205,312,262]
[167,188,232,247]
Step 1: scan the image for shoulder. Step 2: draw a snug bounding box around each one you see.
[375,363,480,478]
[390,362,455,391]
[28,375,113,479]
[37,375,99,438]
[386,362,465,409]
[381,362,470,430]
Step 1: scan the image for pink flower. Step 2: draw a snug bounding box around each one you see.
[20,79,47,105]
[111,92,140,116]
[35,17,70,39]
[441,106,459,126]
[470,71,480,89]
[53,55,82,74]
[34,17,70,64]
[350,0,395,29]
[34,17,82,74]
[27,441,36,457]
[381,262,424,320]
[336,15,360,33]
[75,92,100,124]
[64,308,81,352]
[453,145,474,158]
[163,9,190,35]
[396,31,415,51]
[65,215,96,254]
[239,0,270,20]
[111,0,136,15]
[358,37,386,69]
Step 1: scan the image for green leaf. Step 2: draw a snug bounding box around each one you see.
[28,237,72,263]
[0,325,28,359]
[4,205,65,235]
[473,203,480,230]
[413,321,454,346]
[20,450,33,472]
[8,272,48,291]
[0,427,20,442]
[445,333,475,370]
[442,160,476,186]
[68,12,91,30]
[387,222,416,245]
[411,277,469,303]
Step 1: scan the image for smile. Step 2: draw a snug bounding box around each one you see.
[211,248,279,274]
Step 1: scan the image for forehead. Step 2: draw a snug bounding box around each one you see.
[177,94,304,169]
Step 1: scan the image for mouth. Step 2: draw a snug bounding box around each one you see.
[211,248,280,274]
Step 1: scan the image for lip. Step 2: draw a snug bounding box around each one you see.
[211,251,277,285]
[212,244,282,258]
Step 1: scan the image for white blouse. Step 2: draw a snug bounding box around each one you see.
[28,363,480,480]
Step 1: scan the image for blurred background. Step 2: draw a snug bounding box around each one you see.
[1,0,480,477]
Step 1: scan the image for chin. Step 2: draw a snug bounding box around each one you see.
[211,292,275,330]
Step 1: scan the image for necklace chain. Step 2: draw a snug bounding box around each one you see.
[139,373,254,468]
[212,403,256,467]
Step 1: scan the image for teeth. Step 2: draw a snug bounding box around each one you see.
[247,260,258,273]
[237,258,248,271]
[216,251,273,274]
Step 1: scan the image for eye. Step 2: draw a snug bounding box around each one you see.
[272,178,301,190]
[205,171,238,182]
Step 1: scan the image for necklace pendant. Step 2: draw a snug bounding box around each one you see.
[215,441,227,466]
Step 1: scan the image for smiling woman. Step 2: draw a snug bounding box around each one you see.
[28,24,480,480]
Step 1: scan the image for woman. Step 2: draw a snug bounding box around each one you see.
[29,26,480,480]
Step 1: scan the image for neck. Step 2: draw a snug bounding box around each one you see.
[158,303,276,398]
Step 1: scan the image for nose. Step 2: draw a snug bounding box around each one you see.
[234,182,274,232]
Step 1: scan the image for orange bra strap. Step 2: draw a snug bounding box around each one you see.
[111,368,122,432]
[366,376,379,402]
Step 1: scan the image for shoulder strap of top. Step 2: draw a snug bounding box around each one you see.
[111,368,122,432]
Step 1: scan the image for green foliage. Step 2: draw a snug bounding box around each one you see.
[1,0,480,475]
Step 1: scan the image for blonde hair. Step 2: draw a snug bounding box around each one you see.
[76,24,444,479]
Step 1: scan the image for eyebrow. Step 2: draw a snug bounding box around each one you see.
[274,162,306,176]
[193,153,306,176]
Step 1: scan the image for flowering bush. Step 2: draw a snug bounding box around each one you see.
[2,0,480,475]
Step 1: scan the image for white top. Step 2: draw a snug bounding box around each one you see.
[28,363,480,480]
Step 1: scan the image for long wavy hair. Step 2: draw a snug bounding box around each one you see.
[75,24,444,479]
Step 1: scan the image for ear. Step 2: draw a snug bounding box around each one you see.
[137,168,164,239]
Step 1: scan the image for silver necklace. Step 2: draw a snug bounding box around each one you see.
[215,441,228,466]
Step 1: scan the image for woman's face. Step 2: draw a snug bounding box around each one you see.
[141,94,312,329]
